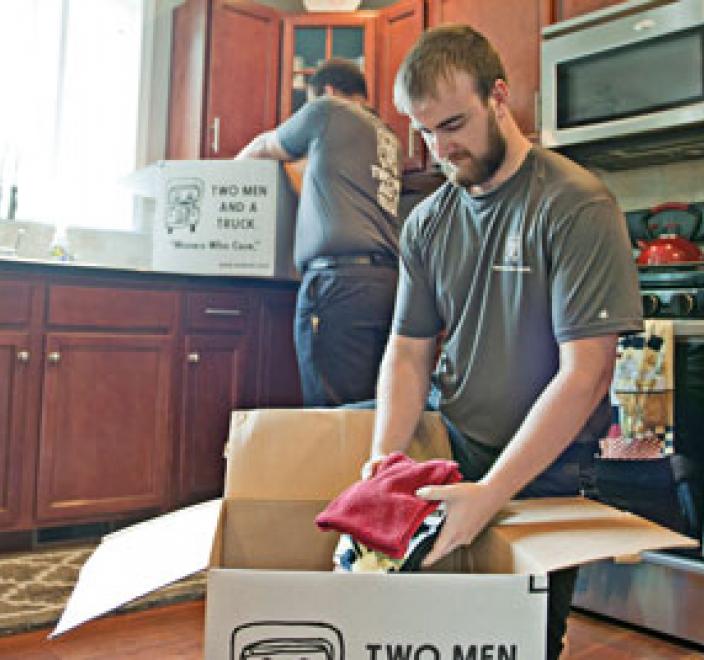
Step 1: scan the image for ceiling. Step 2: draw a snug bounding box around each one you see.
[255,0,398,11]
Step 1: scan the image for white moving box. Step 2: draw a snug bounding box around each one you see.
[53,409,697,659]
[130,160,297,278]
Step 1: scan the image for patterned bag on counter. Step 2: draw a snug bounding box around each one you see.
[602,319,674,459]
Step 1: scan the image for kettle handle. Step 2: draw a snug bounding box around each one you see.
[642,202,702,240]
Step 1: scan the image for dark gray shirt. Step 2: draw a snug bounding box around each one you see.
[394,147,643,449]
[276,96,402,272]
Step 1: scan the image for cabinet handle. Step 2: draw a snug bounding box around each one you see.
[205,307,242,316]
[187,352,200,364]
[47,351,61,363]
[16,350,30,363]
[407,122,415,159]
[211,117,220,154]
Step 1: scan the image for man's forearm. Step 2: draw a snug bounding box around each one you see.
[481,337,616,504]
[371,335,434,459]
[235,130,291,160]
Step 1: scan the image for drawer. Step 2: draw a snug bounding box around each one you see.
[184,291,252,332]
[47,285,177,330]
[0,280,33,325]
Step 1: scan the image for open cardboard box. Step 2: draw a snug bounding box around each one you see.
[53,409,697,658]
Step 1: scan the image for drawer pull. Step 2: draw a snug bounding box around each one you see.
[16,350,30,363]
[47,351,61,363]
[187,352,200,364]
[204,308,242,317]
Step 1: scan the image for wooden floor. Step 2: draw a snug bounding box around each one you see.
[0,599,702,659]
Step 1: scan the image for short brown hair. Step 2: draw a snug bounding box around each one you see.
[394,24,506,114]
[308,58,368,99]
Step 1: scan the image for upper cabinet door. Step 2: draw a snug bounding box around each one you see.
[204,0,281,158]
[167,0,208,160]
[167,0,281,160]
[281,12,377,121]
[376,0,425,172]
[427,0,552,140]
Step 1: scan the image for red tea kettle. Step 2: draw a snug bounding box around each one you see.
[636,202,703,265]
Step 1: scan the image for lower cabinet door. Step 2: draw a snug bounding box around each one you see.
[0,333,32,527]
[178,334,251,504]
[36,333,174,522]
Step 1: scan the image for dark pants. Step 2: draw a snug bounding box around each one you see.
[294,263,397,407]
[443,416,599,660]
[348,396,608,660]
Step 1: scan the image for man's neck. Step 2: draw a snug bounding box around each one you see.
[469,134,532,196]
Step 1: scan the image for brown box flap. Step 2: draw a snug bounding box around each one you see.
[224,408,451,501]
[469,497,698,574]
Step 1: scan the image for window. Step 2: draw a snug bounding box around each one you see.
[0,0,145,230]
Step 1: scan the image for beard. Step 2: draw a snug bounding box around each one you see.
[443,109,506,189]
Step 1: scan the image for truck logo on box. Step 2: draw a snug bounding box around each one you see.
[231,621,344,659]
[165,177,205,234]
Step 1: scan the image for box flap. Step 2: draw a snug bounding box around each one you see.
[51,499,221,638]
[224,408,451,500]
[469,497,698,575]
[220,499,338,571]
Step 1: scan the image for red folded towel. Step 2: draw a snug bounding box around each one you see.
[315,452,463,559]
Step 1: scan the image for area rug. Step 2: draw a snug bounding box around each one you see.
[0,543,206,636]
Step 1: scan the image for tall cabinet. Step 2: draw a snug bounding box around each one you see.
[376,0,425,171]
[427,0,552,141]
[167,0,281,159]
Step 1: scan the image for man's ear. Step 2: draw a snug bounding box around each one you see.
[490,79,510,116]
[323,83,338,97]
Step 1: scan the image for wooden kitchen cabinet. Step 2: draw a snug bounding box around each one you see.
[280,12,377,120]
[551,0,626,22]
[35,332,175,523]
[0,264,301,533]
[376,0,425,172]
[0,333,30,527]
[34,285,178,523]
[0,280,41,529]
[167,0,281,159]
[177,290,257,505]
[427,0,552,140]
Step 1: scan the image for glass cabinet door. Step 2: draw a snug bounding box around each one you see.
[292,27,327,113]
[331,26,364,69]
[282,14,376,119]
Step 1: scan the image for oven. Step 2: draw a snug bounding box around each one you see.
[574,263,704,646]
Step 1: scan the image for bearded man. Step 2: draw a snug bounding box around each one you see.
[363,24,643,660]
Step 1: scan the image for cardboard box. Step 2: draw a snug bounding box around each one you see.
[127,160,297,278]
[53,409,697,659]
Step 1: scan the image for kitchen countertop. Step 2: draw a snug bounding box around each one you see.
[0,254,299,286]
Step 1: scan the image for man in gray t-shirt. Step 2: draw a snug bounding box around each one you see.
[364,26,642,660]
[237,59,402,406]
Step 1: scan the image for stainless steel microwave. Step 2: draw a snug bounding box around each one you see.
[541,0,704,154]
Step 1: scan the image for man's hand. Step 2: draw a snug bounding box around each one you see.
[415,481,500,567]
[360,454,388,480]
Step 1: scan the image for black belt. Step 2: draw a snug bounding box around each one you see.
[305,254,397,271]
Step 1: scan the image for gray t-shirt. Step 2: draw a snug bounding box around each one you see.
[276,96,402,272]
[394,146,643,449]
